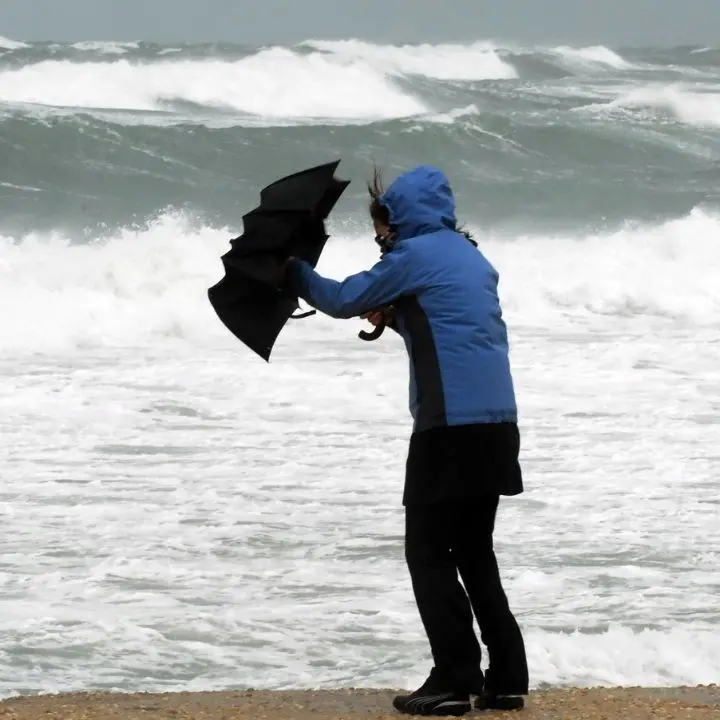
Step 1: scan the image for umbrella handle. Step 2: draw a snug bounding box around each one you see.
[358,321,386,341]
[290,309,317,320]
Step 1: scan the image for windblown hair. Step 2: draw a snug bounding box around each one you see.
[367,166,391,227]
[367,165,477,246]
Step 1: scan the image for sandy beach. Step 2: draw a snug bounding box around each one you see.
[1,686,719,720]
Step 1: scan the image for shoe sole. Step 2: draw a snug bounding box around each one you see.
[434,701,472,716]
[474,696,524,711]
[394,700,472,716]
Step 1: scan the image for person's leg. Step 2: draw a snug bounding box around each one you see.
[450,495,529,701]
[392,502,481,715]
[404,502,483,687]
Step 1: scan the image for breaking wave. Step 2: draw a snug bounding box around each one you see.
[0,35,27,50]
[0,50,427,120]
[548,44,634,70]
[69,40,140,55]
[0,39,646,123]
[608,85,720,127]
[1,39,716,127]
[1,208,719,355]
[304,39,519,80]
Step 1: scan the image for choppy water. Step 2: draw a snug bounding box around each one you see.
[0,37,719,697]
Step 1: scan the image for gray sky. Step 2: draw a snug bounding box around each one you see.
[1,0,719,46]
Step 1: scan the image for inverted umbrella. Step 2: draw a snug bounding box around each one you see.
[208,160,350,361]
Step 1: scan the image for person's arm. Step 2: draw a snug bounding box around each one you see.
[286,247,414,319]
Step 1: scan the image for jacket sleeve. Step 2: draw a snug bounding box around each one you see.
[286,247,414,319]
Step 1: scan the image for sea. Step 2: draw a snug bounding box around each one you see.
[1,36,719,698]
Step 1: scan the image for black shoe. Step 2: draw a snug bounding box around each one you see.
[474,694,525,711]
[393,690,471,716]
[393,670,471,716]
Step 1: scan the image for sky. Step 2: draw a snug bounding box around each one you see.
[1,0,719,46]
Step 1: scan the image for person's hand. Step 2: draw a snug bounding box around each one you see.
[361,310,385,326]
[360,306,394,326]
[276,256,296,287]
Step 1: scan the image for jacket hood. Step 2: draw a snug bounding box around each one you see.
[379,166,457,242]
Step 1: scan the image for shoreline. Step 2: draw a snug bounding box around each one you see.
[1,686,719,719]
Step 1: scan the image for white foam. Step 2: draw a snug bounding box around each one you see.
[0,49,426,120]
[0,213,232,355]
[70,41,140,55]
[2,211,720,695]
[486,207,720,324]
[550,45,634,70]
[0,35,27,50]
[0,618,717,697]
[305,39,519,81]
[0,181,43,192]
[2,207,719,357]
[609,85,720,127]
[424,103,481,124]
[524,626,720,688]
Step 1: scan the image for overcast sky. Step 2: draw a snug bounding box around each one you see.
[1,0,718,46]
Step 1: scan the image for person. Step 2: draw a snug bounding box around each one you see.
[283,165,529,716]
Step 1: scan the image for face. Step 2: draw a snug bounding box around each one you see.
[373,218,391,238]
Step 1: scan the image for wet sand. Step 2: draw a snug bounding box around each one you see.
[1,686,719,720]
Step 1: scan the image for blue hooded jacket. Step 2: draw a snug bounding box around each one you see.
[287,165,518,432]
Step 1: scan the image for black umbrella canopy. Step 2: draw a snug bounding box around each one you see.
[208,160,350,361]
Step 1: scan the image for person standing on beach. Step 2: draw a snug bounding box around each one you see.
[283,165,529,716]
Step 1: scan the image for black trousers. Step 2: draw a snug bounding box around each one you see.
[405,495,529,695]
